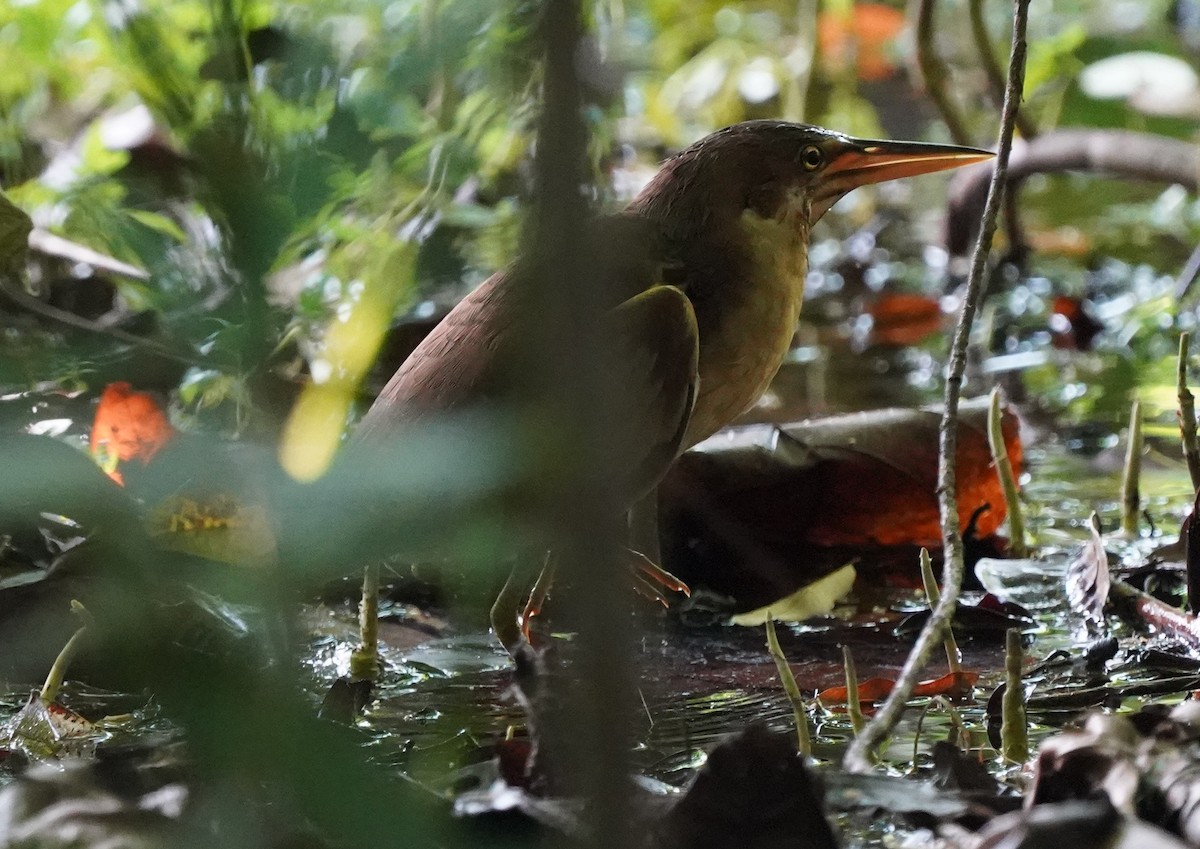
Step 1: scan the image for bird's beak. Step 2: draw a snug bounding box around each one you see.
[811,137,993,217]
[816,137,993,200]
[824,138,994,188]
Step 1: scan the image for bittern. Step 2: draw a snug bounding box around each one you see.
[354,120,991,655]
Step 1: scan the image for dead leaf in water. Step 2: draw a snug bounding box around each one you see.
[817,670,978,706]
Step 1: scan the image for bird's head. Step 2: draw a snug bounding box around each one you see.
[630,120,992,238]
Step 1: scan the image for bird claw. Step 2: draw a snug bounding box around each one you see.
[511,549,688,645]
[520,556,558,642]
[627,548,690,598]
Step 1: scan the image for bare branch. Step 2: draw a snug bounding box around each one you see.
[845,0,1030,773]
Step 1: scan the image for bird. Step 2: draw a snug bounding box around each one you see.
[353,120,991,654]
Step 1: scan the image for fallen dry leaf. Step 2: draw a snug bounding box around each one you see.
[818,670,979,706]
[89,382,175,483]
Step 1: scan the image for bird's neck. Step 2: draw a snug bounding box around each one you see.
[678,196,812,446]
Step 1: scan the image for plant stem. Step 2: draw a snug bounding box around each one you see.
[843,645,866,736]
[1001,627,1029,763]
[350,563,381,681]
[766,618,812,756]
[920,548,962,673]
[1178,332,1200,491]
[988,387,1027,557]
[1121,398,1142,538]
[845,0,1030,773]
[39,601,93,704]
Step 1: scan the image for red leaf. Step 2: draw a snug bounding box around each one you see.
[89,382,175,483]
[866,293,942,347]
[819,670,978,705]
[912,670,979,698]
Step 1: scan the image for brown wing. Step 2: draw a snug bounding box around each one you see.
[355,268,520,441]
[599,285,699,500]
[356,214,672,442]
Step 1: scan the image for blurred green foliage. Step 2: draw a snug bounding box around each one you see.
[0,0,1197,435]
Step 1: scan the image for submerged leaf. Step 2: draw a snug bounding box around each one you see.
[818,670,978,705]
[1,692,98,760]
[1066,513,1111,635]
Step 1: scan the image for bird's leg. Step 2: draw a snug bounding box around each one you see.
[520,552,558,641]
[491,557,542,655]
[628,490,661,565]
[627,490,690,602]
[349,562,381,681]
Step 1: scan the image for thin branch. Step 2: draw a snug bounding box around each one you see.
[945,129,1200,257]
[967,0,1037,138]
[908,0,971,145]
[0,280,206,368]
[845,0,1030,772]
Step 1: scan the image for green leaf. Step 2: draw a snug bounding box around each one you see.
[127,209,188,243]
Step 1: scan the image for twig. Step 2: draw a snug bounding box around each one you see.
[1000,627,1028,762]
[29,228,150,280]
[988,387,1027,557]
[945,129,1200,257]
[909,0,972,145]
[920,548,962,673]
[765,618,813,756]
[845,0,1030,773]
[966,0,1037,138]
[1175,243,1200,301]
[843,645,866,736]
[1110,579,1200,650]
[1121,398,1143,538]
[1178,333,1200,491]
[0,280,205,367]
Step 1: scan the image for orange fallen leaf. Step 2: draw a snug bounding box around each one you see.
[818,670,979,705]
[89,382,175,483]
[912,670,979,698]
[867,293,943,347]
[818,3,905,81]
[818,676,896,704]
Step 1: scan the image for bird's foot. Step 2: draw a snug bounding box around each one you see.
[627,548,690,606]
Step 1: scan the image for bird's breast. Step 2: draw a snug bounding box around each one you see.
[683,207,810,446]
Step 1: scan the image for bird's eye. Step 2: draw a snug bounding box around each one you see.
[800,145,824,171]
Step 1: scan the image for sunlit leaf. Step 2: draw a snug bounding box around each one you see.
[146,494,277,568]
[280,236,417,481]
[89,382,176,482]
[731,563,856,625]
